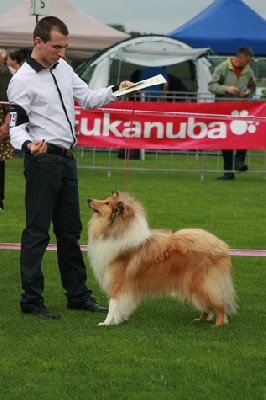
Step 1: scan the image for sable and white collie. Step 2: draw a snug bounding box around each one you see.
[87,191,237,327]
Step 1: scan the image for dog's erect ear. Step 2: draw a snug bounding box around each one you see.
[112,191,120,198]
[114,201,124,214]
[110,201,127,224]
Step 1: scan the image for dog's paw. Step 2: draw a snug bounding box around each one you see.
[97,319,122,326]
[191,318,210,324]
[98,321,114,326]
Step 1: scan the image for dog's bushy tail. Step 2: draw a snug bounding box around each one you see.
[202,262,237,315]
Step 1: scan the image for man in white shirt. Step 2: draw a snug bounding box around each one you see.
[8,16,132,319]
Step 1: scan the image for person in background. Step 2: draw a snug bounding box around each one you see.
[167,73,187,102]
[0,48,15,74]
[6,50,22,74]
[6,51,23,158]
[130,69,140,83]
[7,16,134,319]
[208,47,256,180]
[19,48,32,64]
[0,48,7,66]
[0,61,13,210]
[128,68,141,102]
[139,66,168,101]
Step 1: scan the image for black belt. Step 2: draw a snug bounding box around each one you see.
[46,144,73,157]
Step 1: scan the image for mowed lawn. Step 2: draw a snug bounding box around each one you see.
[0,156,265,400]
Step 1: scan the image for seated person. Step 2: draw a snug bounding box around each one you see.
[129,69,141,101]
[139,66,168,101]
[167,73,187,101]
[130,69,141,83]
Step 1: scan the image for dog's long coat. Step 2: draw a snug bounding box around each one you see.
[87,192,237,326]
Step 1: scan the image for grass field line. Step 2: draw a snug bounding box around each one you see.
[1,242,266,256]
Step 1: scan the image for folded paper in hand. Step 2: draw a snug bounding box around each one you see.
[113,74,167,97]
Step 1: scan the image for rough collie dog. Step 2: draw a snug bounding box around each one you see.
[87,191,237,327]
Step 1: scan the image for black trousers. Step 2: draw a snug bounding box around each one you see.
[20,153,91,305]
[0,160,5,202]
[222,149,247,173]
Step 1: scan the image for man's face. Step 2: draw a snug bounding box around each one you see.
[0,53,5,65]
[236,54,252,68]
[35,30,69,67]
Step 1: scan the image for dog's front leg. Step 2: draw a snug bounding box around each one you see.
[98,298,125,326]
[98,295,137,326]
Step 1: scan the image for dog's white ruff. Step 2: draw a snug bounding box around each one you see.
[88,215,150,295]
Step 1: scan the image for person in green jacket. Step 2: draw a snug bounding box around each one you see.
[208,47,256,180]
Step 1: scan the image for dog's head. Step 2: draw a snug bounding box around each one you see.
[88,191,146,238]
[88,191,134,222]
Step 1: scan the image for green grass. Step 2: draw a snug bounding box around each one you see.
[0,156,265,400]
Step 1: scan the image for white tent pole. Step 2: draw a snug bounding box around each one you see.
[117,58,122,84]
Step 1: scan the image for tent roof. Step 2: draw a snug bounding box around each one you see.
[168,0,266,56]
[88,35,210,68]
[84,35,211,98]
[0,0,129,59]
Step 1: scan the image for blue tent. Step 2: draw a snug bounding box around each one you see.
[168,0,266,56]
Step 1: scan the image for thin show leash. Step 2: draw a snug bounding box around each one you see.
[123,97,137,192]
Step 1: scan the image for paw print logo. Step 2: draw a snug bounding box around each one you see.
[230,110,259,135]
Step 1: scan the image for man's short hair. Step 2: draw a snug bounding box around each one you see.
[33,16,69,43]
[236,47,254,58]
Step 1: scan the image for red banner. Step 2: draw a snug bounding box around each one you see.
[75,100,266,150]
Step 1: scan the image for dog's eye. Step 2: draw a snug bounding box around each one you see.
[104,202,110,207]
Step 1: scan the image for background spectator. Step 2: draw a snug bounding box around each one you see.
[167,73,187,102]
[0,63,13,210]
[208,47,256,180]
[6,50,22,74]
[139,66,168,101]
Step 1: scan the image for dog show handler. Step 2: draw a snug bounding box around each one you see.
[7,16,133,319]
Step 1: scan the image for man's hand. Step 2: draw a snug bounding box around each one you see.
[27,140,47,156]
[118,80,134,90]
[225,86,240,95]
[239,88,250,97]
[118,80,136,97]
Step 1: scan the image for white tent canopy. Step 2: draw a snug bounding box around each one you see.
[87,36,211,96]
[0,0,129,59]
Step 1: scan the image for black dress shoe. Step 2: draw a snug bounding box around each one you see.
[236,163,248,172]
[217,174,235,181]
[67,297,108,313]
[21,303,60,319]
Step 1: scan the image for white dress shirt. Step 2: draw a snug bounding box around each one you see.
[7,57,116,150]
